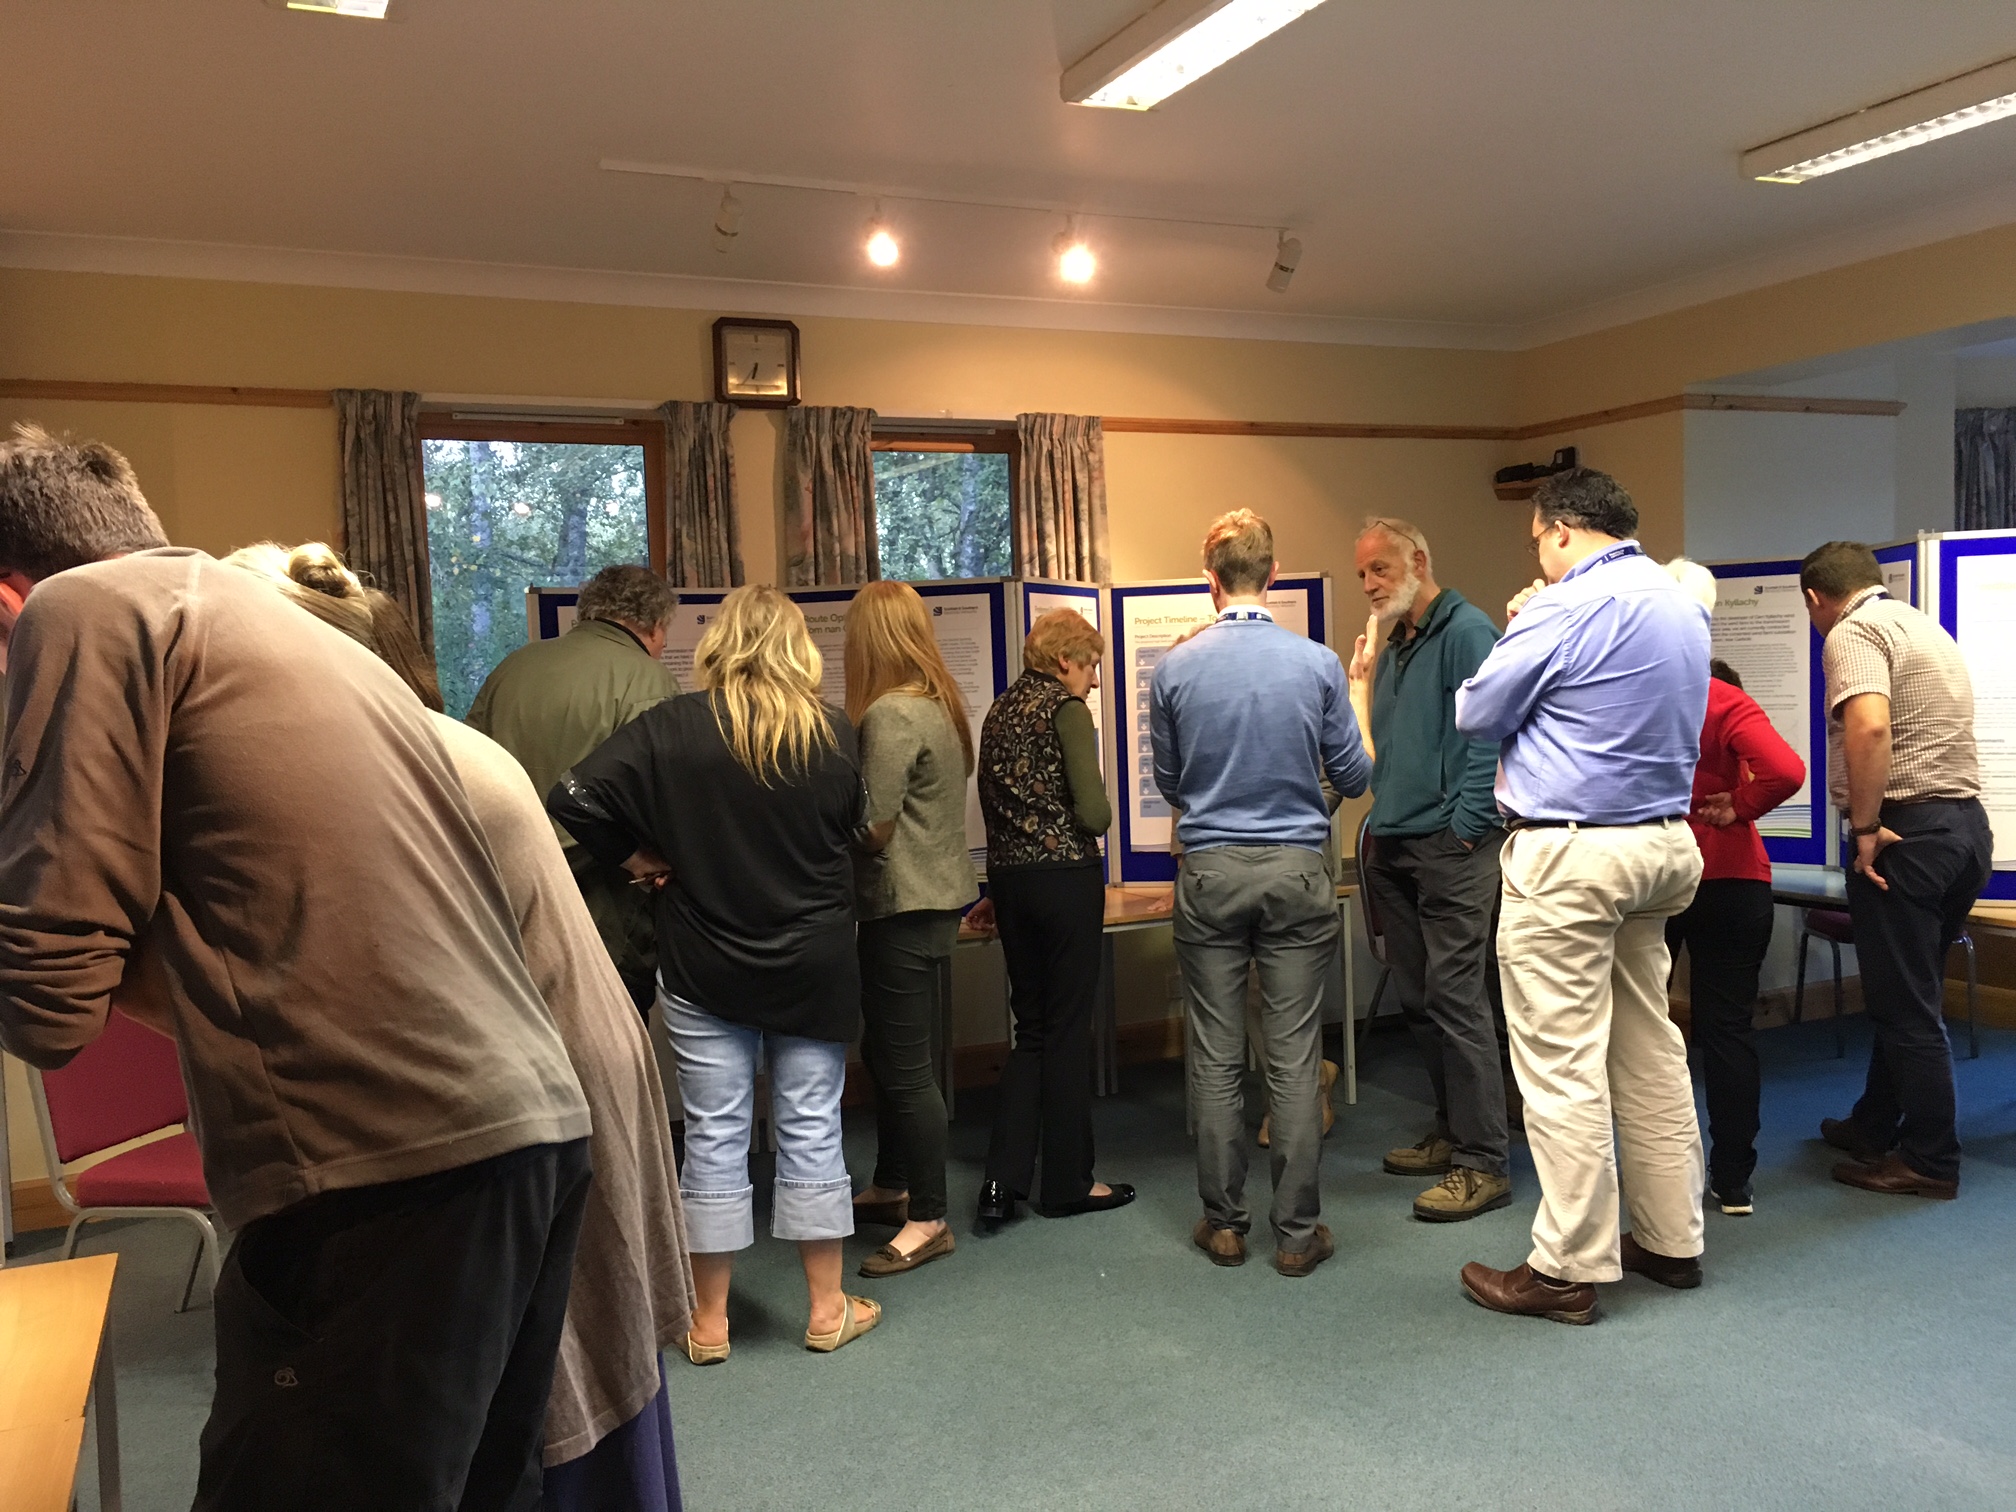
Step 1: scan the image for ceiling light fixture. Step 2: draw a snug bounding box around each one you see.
[284,0,391,16]
[1743,54,2016,184]
[1063,0,1330,111]
[1054,223,1097,284]
[864,204,900,268]
[1265,230,1301,293]
[711,187,743,252]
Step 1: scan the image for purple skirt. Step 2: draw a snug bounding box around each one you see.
[541,1365,681,1512]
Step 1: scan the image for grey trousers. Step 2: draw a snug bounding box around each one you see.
[1362,827,1511,1176]
[1176,844,1337,1252]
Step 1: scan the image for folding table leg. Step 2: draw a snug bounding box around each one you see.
[92,1315,122,1512]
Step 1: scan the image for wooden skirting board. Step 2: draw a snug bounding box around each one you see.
[1,378,1901,443]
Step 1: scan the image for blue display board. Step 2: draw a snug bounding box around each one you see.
[1704,559,1828,865]
[1107,574,1331,884]
[1934,531,2016,900]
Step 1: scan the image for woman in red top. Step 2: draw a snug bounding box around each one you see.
[1666,561,1806,1217]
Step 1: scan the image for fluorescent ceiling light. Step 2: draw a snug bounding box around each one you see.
[1743,54,2016,184]
[1063,0,1329,111]
[286,1,391,17]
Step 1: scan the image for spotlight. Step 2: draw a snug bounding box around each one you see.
[712,187,743,253]
[1265,231,1301,293]
[864,204,900,268]
[1054,224,1096,284]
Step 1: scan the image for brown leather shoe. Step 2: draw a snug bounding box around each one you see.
[1832,1152,1957,1200]
[1620,1231,1702,1289]
[1819,1117,1886,1164]
[857,1225,954,1277]
[1192,1218,1246,1267]
[1273,1224,1335,1278]
[1459,1261,1598,1324]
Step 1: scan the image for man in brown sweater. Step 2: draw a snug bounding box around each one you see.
[0,425,592,1511]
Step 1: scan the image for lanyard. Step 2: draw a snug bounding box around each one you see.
[1581,541,1642,574]
[1217,608,1272,623]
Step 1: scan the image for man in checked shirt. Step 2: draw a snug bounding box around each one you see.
[1801,540,1991,1201]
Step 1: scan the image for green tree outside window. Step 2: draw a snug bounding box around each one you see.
[423,439,649,717]
[873,451,1011,581]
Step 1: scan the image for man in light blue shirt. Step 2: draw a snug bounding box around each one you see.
[1450,468,1710,1326]
[1151,509,1369,1276]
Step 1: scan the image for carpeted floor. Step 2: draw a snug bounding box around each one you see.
[24,1017,2016,1511]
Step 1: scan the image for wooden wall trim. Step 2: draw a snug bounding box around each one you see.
[0,379,331,408]
[0,379,1905,439]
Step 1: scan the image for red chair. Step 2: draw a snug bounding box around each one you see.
[27,1009,220,1311]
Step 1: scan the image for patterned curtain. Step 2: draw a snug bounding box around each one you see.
[334,389,433,646]
[660,400,743,587]
[1015,413,1109,583]
[784,406,878,585]
[1956,408,2016,531]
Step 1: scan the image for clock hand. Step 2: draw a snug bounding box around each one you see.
[749,361,760,383]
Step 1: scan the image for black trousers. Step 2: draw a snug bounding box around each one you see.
[1844,797,1992,1183]
[1665,878,1774,1191]
[859,909,961,1222]
[1362,827,1511,1175]
[195,1138,593,1512]
[985,864,1103,1207]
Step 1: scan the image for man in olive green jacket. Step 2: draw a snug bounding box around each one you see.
[469,563,678,1012]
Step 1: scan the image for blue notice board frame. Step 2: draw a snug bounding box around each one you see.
[1108,574,1331,884]
[1937,533,2016,899]
[1706,559,1827,865]
[528,585,579,640]
[1873,540,1919,607]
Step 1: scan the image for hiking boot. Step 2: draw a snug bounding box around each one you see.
[1413,1167,1514,1223]
[1383,1132,1455,1176]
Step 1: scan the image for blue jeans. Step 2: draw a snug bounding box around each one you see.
[661,989,853,1253]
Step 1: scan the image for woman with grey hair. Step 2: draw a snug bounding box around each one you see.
[1662,557,1805,1217]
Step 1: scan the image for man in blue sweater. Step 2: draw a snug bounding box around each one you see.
[1152,509,1370,1276]
[1350,517,1513,1222]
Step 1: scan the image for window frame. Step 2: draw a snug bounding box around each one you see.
[415,414,668,578]
[868,426,1022,580]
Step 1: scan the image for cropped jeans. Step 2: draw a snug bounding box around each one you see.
[662,988,853,1254]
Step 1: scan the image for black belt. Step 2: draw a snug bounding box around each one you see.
[1504,814,1685,832]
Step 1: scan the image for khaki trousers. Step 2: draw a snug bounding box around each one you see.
[1497,821,1704,1284]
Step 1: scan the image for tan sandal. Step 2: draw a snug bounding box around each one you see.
[804,1293,882,1353]
[681,1332,730,1366]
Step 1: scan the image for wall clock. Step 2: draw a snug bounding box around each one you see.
[713,317,801,408]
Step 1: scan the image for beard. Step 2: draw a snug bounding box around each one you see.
[1369,563,1422,625]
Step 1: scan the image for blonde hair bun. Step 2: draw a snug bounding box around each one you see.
[285,542,365,602]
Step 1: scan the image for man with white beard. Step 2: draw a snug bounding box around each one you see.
[1346,518,1513,1221]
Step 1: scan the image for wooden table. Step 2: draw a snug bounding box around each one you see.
[953,880,1364,1107]
[0,1252,121,1512]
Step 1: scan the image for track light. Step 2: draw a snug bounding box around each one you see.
[1265,231,1301,293]
[864,204,900,268]
[711,187,743,253]
[1054,223,1096,284]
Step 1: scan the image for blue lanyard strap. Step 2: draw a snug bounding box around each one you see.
[1217,608,1272,623]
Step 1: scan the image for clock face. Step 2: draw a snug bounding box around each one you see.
[720,325,794,398]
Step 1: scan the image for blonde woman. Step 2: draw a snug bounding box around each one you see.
[549,585,880,1359]
[227,543,693,1508]
[843,581,980,1276]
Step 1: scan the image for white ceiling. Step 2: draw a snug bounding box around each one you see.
[6,0,2016,347]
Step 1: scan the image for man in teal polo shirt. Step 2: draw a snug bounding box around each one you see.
[469,563,678,1012]
[1349,517,1512,1221]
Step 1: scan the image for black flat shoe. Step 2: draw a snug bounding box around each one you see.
[976,1180,1019,1225]
[1043,1182,1136,1217]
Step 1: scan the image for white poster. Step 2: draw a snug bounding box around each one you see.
[919,589,1000,857]
[1120,586,1313,851]
[1710,572,1812,838]
[794,597,853,709]
[659,598,722,688]
[1025,588,1104,746]
[1881,556,1913,606]
[1954,553,2016,866]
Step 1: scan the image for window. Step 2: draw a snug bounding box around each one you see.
[421,417,664,717]
[872,430,1017,581]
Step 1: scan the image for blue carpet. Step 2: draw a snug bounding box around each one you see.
[25,1018,2016,1510]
